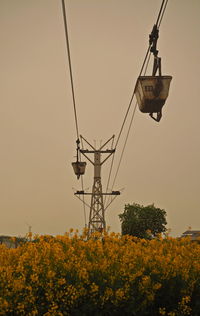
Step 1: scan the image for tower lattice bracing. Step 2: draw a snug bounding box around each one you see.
[88,152,105,233]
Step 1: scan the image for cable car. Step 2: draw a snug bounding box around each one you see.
[135,24,172,122]
[72,139,86,179]
[72,161,86,179]
[135,75,172,121]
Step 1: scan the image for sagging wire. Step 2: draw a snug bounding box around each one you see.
[106,0,169,204]
[61,0,87,226]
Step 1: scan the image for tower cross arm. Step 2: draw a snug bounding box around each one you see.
[75,191,120,195]
[80,149,115,154]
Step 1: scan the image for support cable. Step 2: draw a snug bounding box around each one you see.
[158,0,169,28]
[104,136,115,206]
[107,54,151,205]
[156,0,167,26]
[62,0,169,219]
[111,102,137,195]
[81,175,87,227]
[114,0,168,150]
[61,0,87,224]
[106,1,169,202]
[105,51,151,209]
[61,0,79,139]
[105,102,137,209]
[106,52,151,206]
[114,47,151,149]
[79,137,87,227]
[104,48,152,208]
[74,193,91,210]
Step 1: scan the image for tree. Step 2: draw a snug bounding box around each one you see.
[119,203,167,239]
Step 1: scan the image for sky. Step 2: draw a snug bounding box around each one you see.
[1,0,200,237]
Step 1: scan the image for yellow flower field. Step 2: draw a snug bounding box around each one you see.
[0,231,200,315]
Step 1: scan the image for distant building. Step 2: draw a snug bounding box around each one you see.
[0,236,26,248]
[181,230,200,241]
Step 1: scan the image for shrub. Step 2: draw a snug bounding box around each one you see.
[0,232,199,315]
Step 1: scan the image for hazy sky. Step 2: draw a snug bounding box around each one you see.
[1,0,200,237]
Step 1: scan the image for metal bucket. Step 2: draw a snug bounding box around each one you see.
[135,76,172,113]
[72,161,86,177]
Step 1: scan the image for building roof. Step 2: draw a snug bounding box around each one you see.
[181,230,200,241]
[182,230,200,235]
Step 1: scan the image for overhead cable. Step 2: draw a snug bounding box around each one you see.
[81,175,87,227]
[156,0,166,26]
[107,102,137,208]
[158,0,169,27]
[108,0,169,196]
[104,136,115,206]
[61,0,79,140]
[115,0,168,150]
[80,136,87,227]
[62,0,87,223]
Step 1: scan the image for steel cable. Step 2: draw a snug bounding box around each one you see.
[105,0,169,202]
[156,0,166,26]
[61,0,169,215]
[111,102,137,193]
[104,136,115,206]
[61,0,87,225]
[115,0,168,150]
[61,0,79,140]
[158,0,169,28]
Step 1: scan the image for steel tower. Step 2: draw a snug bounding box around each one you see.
[74,135,120,236]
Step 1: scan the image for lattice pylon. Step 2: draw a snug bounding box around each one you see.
[73,135,120,237]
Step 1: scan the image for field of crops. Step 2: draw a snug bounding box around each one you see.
[0,231,200,315]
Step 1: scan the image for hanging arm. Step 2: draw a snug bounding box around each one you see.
[149,24,162,122]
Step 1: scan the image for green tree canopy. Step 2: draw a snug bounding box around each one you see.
[119,203,167,239]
